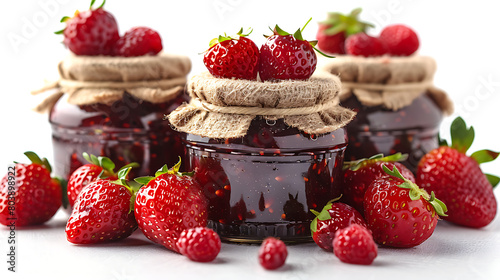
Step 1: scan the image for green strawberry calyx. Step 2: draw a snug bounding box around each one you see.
[319,7,374,37]
[23,151,52,173]
[266,18,334,58]
[134,157,194,186]
[208,27,253,48]
[55,0,107,34]
[309,196,342,236]
[109,167,138,214]
[440,116,500,187]
[343,152,408,171]
[383,165,447,217]
[82,152,139,180]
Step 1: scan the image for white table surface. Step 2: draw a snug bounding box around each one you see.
[1,204,499,280]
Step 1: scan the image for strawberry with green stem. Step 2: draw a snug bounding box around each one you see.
[203,28,260,80]
[66,167,139,244]
[364,165,447,248]
[259,18,333,82]
[316,8,374,54]
[417,117,499,228]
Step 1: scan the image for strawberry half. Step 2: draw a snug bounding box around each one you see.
[259,19,332,82]
[134,159,207,253]
[66,167,138,244]
[0,152,62,227]
[316,8,374,55]
[342,153,414,215]
[364,165,447,248]
[417,117,499,228]
[203,28,260,80]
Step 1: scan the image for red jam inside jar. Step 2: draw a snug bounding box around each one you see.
[49,92,188,179]
[342,93,443,172]
[183,117,348,243]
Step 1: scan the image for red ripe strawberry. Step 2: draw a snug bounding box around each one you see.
[0,152,62,227]
[333,224,377,265]
[417,117,499,228]
[176,227,221,262]
[342,153,415,215]
[258,237,288,270]
[379,24,419,56]
[364,165,447,248]
[57,0,119,56]
[316,8,374,55]
[203,28,260,80]
[114,27,163,57]
[259,19,328,81]
[310,197,367,251]
[134,160,207,252]
[345,32,387,57]
[66,167,138,244]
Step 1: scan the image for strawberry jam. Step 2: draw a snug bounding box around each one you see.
[184,117,347,243]
[342,93,443,173]
[49,92,188,179]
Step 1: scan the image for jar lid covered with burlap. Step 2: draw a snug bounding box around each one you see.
[34,53,192,180]
[320,55,454,172]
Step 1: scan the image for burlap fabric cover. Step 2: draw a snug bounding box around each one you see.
[32,52,192,113]
[168,72,356,139]
[320,55,453,114]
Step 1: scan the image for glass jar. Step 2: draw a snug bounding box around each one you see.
[183,117,348,243]
[49,92,188,179]
[342,93,443,172]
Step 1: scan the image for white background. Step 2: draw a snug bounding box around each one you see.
[1,0,500,279]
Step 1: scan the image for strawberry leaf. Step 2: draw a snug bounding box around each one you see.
[470,149,500,164]
[485,174,500,188]
[134,176,155,186]
[273,25,290,36]
[450,117,475,154]
[428,191,448,216]
[99,156,115,173]
[310,217,318,235]
[293,28,304,41]
[344,153,408,171]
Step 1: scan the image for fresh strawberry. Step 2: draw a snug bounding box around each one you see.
[310,197,367,251]
[342,153,414,215]
[134,159,207,252]
[379,24,419,56]
[259,19,330,82]
[57,0,119,56]
[176,227,221,262]
[66,167,138,244]
[364,165,447,248]
[345,32,387,57]
[114,27,163,57]
[333,224,377,265]
[203,28,260,80]
[258,237,288,270]
[417,117,499,228]
[0,152,62,227]
[316,8,374,54]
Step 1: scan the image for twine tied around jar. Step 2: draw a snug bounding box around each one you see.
[168,72,356,139]
[320,55,454,115]
[31,52,192,113]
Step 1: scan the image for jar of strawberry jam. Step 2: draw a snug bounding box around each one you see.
[35,53,192,179]
[321,56,453,172]
[168,72,355,243]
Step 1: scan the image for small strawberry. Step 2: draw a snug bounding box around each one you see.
[417,117,499,228]
[379,24,419,56]
[259,18,331,82]
[203,28,260,80]
[67,153,138,209]
[258,237,288,270]
[134,159,207,253]
[333,224,377,265]
[0,152,62,227]
[345,32,387,57]
[342,153,414,215]
[114,27,163,57]
[316,8,374,55]
[364,165,447,248]
[56,0,119,56]
[176,227,221,262]
[310,197,367,251]
[66,167,138,244]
